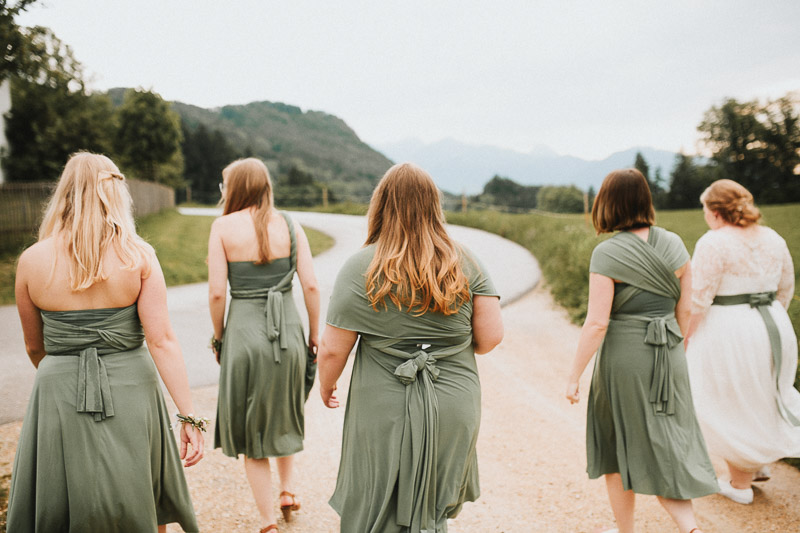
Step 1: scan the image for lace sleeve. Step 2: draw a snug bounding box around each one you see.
[691,233,725,315]
[777,243,795,309]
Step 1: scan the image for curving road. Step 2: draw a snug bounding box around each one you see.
[0,210,540,424]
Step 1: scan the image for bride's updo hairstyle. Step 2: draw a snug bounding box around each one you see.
[700,179,761,227]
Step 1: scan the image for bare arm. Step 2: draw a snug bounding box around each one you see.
[207,219,228,361]
[472,295,503,354]
[294,224,321,352]
[15,251,46,368]
[138,252,204,466]
[317,325,358,408]
[566,272,614,404]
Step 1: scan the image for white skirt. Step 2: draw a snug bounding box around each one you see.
[686,301,800,470]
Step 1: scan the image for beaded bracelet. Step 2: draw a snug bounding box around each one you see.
[175,413,210,432]
[209,335,222,353]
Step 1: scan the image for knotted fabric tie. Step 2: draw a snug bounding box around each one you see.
[611,313,683,416]
[41,304,145,423]
[76,347,115,421]
[364,336,472,531]
[230,285,292,363]
[713,292,799,426]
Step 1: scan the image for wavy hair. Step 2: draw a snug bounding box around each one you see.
[38,152,152,291]
[700,179,761,227]
[365,162,470,316]
[221,158,275,264]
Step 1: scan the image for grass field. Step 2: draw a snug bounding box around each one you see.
[0,209,334,305]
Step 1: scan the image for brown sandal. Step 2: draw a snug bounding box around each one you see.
[259,525,278,533]
[280,491,301,522]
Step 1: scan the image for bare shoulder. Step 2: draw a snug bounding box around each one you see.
[17,238,55,275]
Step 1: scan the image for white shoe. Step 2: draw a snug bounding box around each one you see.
[718,479,753,504]
[753,465,771,482]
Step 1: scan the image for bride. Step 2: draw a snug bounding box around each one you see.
[686,179,800,505]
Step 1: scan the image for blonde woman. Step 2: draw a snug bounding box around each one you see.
[8,153,203,532]
[208,158,320,533]
[318,162,503,532]
[686,179,800,504]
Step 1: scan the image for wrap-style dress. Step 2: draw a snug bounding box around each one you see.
[327,245,498,533]
[214,211,307,458]
[586,226,718,499]
[7,304,198,533]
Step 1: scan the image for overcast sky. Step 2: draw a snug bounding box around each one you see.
[17,0,800,160]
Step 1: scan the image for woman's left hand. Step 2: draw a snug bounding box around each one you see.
[308,335,319,362]
[565,381,580,404]
[321,383,339,408]
[180,424,205,467]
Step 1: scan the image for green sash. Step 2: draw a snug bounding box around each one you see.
[713,291,800,426]
[362,334,473,531]
[41,304,145,422]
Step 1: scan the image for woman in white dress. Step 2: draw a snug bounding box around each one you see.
[686,179,800,505]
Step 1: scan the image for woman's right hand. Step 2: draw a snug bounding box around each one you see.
[565,381,580,404]
[321,383,339,408]
[180,423,205,467]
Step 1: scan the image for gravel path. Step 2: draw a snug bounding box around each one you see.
[2,212,799,532]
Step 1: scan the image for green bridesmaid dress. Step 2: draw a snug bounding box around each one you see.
[7,304,199,533]
[326,245,499,533]
[214,211,307,458]
[586,226,718,499]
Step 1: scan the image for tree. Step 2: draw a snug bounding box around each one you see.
[182,122,239,204]
[666,154,718,209]
[114,89,184,186]
[476,175,539,210]
[634,152,650,181]
[537,185,584,213]
[0,0,38,82]
[3,26,115,181]
[698,95,800,203]
[633,152,666,208]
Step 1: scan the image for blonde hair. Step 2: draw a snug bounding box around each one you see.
[39,152,152,291]
[700,179,761,227]
[221,158,275,264]
[365,162,470,316]
[592,168,655,234]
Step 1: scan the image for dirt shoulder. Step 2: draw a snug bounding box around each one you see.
[2,287,799,532]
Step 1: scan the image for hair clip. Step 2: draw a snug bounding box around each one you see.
[98,170,125,181]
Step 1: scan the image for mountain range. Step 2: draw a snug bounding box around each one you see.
[110,88,680,197]
[376,138,680,194]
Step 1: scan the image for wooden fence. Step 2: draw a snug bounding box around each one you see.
[0,179,174,252]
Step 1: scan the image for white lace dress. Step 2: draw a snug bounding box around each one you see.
[686,225,800,470]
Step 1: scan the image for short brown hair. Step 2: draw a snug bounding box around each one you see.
[700,179,761,227]
[592,168,655,234]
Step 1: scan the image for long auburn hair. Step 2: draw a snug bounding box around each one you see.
[38,152,152,291]
[365,162,470,316]
[221,158,275,264]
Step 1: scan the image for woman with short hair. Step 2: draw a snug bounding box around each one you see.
[208,157,320,533]
[9,152,203,532]
[686,179,800,504]
[566,168,716,533]
[318,162,503,532]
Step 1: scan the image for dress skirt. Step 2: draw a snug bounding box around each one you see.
[7,346,198,533]
[214,289,307,458]
[587,290,718,499]
[687,301,800,469]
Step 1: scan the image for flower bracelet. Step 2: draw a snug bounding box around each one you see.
[175,413,210,432]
